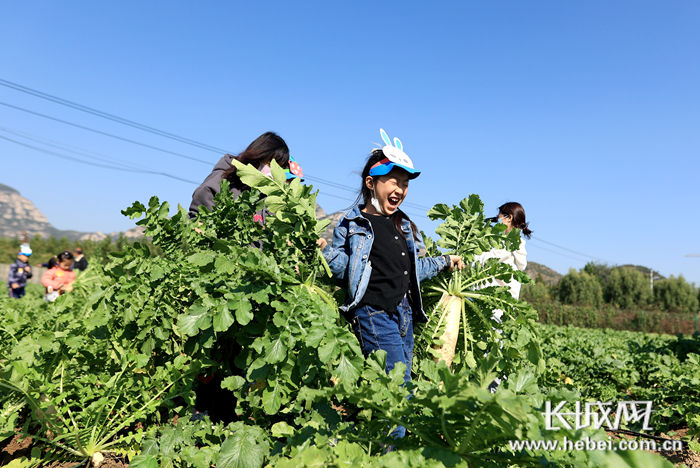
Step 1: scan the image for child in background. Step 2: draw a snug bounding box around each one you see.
[39,256,59,269]
[41,251,77,301]
[7,245,33,298]
[72,247,88,271]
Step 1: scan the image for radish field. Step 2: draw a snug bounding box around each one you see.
[1,163,697,467]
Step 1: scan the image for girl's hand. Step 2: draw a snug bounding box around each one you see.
[448,255,465,271]
[317,238,328,250]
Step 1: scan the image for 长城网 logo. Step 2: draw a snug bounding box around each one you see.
[542,401,653,431]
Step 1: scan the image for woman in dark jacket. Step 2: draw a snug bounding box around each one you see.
[188,131,302,422]
[188,131,296,218]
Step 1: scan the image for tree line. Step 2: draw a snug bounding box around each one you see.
[523,262,699,314]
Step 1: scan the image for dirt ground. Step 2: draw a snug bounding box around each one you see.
[656,429,700,468]
[1,432,127,467]
[608,428,700,468]
[1,433,33,464]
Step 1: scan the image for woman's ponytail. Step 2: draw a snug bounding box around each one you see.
[498,202,532,239]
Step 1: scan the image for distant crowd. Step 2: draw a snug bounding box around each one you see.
[7,243,88,301]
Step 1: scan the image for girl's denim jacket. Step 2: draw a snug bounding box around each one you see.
[321,204,449,322]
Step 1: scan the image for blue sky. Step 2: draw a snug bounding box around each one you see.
[1,1,699,283]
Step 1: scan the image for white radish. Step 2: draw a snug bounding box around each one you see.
[92,451,105,467]
[434,295,463,367]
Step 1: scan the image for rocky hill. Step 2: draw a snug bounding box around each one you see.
[1,183,54,238]
[524,261,563,285]
[0,182,143,241]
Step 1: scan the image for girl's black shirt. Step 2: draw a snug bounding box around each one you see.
[359,212,413,312]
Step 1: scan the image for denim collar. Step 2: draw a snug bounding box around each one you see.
[341,203,366,222]
[342,203,410,228]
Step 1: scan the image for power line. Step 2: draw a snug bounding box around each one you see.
[526,242,597,263]
[0,125,429,220]
[0,133,134,172]
[1,78,435,211]
[0,120,428,221]
[0,126,152,172]
[315,191,358,204]
[0,133,199,185]
[0,99,434,212]
[529,236,603,262]
[0,78,231,154]
[0,79,440,213]
[0,100,213,166]
[1,100,436,213]
[0,123,429,219]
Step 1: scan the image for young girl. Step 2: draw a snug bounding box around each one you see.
[318,130,463,412]
[41,251,77,301]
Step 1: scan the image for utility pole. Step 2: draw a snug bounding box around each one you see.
[650,269,654,292]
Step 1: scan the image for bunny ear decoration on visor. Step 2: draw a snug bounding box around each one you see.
[369,128,420,179]
[380,128,392,146]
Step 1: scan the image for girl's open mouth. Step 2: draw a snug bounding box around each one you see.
[387,195,401,210]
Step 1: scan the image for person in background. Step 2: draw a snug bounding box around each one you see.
[41,251,77,301]
[187,132,303,423]
[72,247,88,271]
[188,132,302,218]
[8,245,33,298]
[39,256,59,269]
[477,202,532,302]
[19,232,31,256]
[476,202,532,392]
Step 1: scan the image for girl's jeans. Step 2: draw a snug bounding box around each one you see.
[352,296,413,438]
